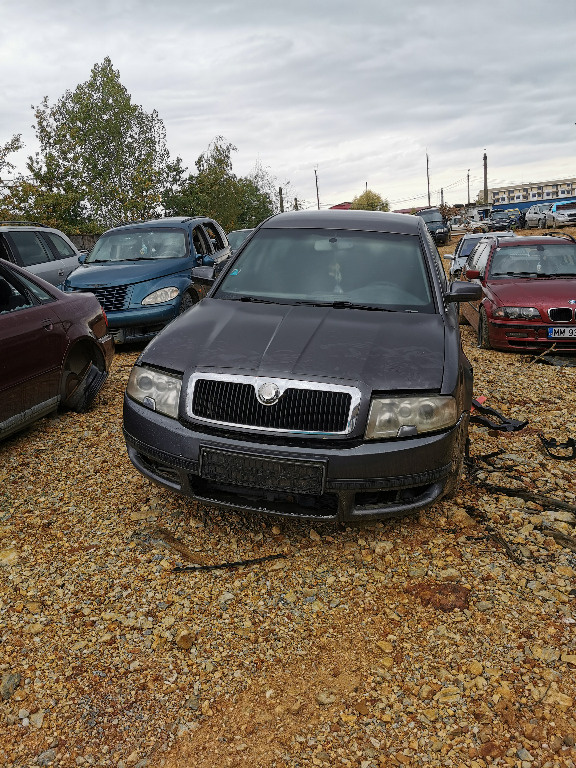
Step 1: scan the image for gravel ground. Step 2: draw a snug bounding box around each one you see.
[1,227,576,768]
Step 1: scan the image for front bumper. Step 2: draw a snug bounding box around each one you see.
[488,319,576,351]
[123,397,468,522]
[105,304,178,344]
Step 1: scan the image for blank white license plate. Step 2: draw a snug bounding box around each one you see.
[548,327,576,338]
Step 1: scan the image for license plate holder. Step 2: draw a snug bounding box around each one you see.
[200,447,326,495]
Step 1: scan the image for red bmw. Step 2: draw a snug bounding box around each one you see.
[460,233,576,351]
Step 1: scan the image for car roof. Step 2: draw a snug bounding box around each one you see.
[102,217,212,234]
[260,209,422,235]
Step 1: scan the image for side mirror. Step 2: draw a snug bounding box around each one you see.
[444,280,482,303]
[443,254,454,260]
[191,265,215,283]
[464,269,481,280]
[78,252,87,264]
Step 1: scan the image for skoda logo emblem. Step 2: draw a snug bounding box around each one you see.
[257,381,281,406]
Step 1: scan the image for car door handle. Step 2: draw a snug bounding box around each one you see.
[58,269,65,276]
[42,319,54,331]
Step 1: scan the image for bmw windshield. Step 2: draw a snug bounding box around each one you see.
[86,228,188,263]
[489,244,576,278]
[215,228,435,312]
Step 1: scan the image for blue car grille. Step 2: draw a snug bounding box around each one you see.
[192,379,352,433]
[84,285,129,312]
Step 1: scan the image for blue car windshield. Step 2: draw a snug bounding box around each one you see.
[215,228,434,312]
[86,228,188,263]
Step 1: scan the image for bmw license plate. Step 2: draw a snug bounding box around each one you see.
[547,327,576,339]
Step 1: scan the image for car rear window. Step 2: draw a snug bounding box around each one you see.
[216,228,434,311]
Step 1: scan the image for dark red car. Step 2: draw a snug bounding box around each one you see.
[0,258,114,440]
[460,234,576,351]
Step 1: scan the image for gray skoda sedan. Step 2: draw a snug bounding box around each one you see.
[123,210,480,523]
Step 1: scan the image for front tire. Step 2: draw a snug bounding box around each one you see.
[178,291,196,315]
[478,307,492,349]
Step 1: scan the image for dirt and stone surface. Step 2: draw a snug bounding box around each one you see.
[1,226,576,768]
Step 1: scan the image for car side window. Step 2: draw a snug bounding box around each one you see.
[203,223,225,253]
[422,226,447,291]
[14,272,55,303]
[8,231,54,267]
[0,271,35,314]
[42,232,76,260]
[192,226,211,256]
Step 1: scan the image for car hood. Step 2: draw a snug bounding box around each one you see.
[65,257,192,288]
[142,298,447,391]
[489,278,576,305]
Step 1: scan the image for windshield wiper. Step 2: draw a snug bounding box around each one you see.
[292,299,397,311]
[235,295,276,304]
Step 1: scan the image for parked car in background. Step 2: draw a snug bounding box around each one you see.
[414,208,451,245]
[525,203,551,229]
[0,259,114,440]
[123,209,481,523]
[489,210,517,231]
[444,231,515,280]
[545,202,576,229]
[0,221,86,286]
[63,217,230,345]
[448,216,471,233]
[227,228,253,253]
[459,233,576,351]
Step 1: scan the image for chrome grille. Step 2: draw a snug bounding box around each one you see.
[549,307,573,322]
[85,285,129,312]
[188,375,360,435]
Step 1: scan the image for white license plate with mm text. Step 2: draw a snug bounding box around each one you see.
[548,327,576,339]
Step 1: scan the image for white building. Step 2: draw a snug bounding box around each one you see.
[481,177,576,205]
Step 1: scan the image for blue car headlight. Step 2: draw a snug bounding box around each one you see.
[126,366,182,418]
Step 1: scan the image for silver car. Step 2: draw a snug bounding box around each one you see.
[444,231,515,280]
[545,202,576,229]
[0,221,85,286]
[525,203,551,229]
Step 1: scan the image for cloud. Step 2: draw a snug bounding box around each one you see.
[1,0,575,208]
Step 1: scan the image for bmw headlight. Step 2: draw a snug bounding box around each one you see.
[365,396,457,439]
[493,306,540,320]
[142,287,180,305]
[126,366,182,418]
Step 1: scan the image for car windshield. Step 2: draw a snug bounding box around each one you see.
[214,228,434,312]
[86,228,188,263]
[418,211,443,224]
[227,229,252,249]
[489,244,576,277]
[492,212,509,219]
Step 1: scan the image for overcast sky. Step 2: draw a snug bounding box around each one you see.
[1,0,575,210]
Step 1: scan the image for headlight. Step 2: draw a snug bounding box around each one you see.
[126,366,182,418]
[141,287,180,305]
[493,306,540,320]
[365,396,457,439]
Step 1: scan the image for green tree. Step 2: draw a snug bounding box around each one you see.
[164,138,277,232]
[350,189,389,211]
[0,134,23,180]
[26,57,180,230]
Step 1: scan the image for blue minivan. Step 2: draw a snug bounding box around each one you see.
[63,217,230,344]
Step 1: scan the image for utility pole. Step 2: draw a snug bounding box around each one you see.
[483,151,488,205]
[467,169,470,205]
[294,197,299,211]
[314,168,320,210]
[426,152,431,207]
[440,188,444,206]
[278,187,284,213]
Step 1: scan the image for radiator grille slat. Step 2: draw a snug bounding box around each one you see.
[83,285,129,312]
[192,379,352,433]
